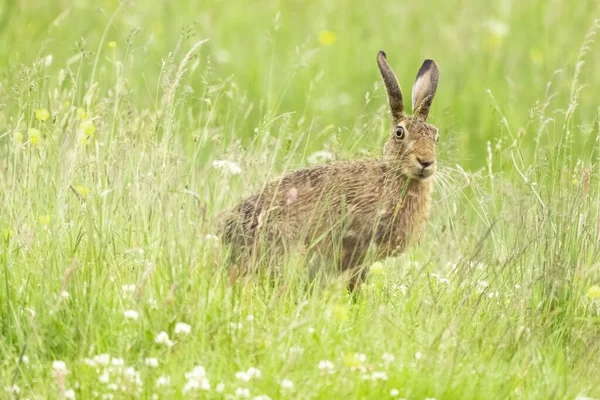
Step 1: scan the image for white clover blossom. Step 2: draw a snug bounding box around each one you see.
[94,354,111,366]
[307,150,335,165]
[370,371,388,381]
[212,160,242,175]
[4,385,20,394]
[235,387,251,398]
[183,365,210,393]
[52,360,68,373]
[122,284,136,294]
[174,322,191,336]
[124,310,139,321]
[156,376,171,387]
[280,379,294,390]
[111,358,125,367]
[145,358,159,368]
[318,360,335,374]
[155,331,174,347]
[382,353,395,364]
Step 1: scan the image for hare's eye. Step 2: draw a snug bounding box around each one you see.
[395,126,405,139]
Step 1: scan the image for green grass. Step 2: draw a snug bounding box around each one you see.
[1,0,600,399]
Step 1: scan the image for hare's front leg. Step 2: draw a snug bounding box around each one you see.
[340,235,369,292]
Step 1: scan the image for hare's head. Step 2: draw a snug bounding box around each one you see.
[378,50,440,181]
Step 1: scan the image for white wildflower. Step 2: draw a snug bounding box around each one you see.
[60,290,70,299]
[64,389,76,399]
[174,322,191,336]
[431,273,450,284]
[289,346,304,355]
[390,388,400,397]
[486,19,509,37]
[235,387,251,398]
[99,371,110,383]
[253,396,271,400]
[212,160,242,175]
[575,395,599,400]
[230,322,243,330]
[371,371,388,381]
[204,234,220,242]
[318,360,335,374]
[122,284,136,294]
[94,354,111,366]
[20,355,30,364]
[52,360,68,374]
[185,366,206,381]
[183,365,210,392]
[246,367,261,379]
[246,314,254,322]
[235,371,250,382]
[4,385,20,394]
[155,331,174,347]
[307,150,335,165]
[415,351,423,360]
[382,353,395,364]
[280,379,294,391]
[124,310,139,321]
[156,376,171,387]
[111,358,124,367]
[145,358,159,368]
[476,280,489,293]
[215,382,225,392]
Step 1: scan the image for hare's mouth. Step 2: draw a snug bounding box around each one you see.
[405,165,435,180]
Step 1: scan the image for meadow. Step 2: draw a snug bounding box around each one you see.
[1,0,600,398]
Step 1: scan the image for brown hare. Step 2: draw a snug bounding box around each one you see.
[221,50,440,290]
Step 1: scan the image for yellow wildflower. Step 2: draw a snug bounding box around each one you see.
[529,48,544,66]
[572,179,579,185]
[14,131,24,143]
[108,41,117,49]
[35,108,50,122]
[36,109,50,122]
[588,285,600,299]
[77,108,88,120]
[319,31,337,46]
[81,120,96,137]
[343,352,366,369]
[3,229,13,241]
[39,215,52,225]
[63,100,71,108]
[370,261,385,275]
[75,185,90,197]
[28,128,41,146]
[331,304,349,321]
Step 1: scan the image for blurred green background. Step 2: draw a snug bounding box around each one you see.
[1,0,599,168]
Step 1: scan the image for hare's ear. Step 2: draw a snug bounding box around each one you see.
[377,50,404,120]
[411,59,439,120]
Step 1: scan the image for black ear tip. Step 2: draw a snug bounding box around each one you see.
[422,59,439,70]
[378,50,387,59]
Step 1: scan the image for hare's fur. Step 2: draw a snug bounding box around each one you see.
[222,50,440,289]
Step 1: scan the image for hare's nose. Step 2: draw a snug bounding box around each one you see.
[417,158,434,168]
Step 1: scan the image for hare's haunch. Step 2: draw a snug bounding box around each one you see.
[222,50,440,290]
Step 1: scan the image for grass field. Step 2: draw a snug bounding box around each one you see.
[1,0,600,399]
